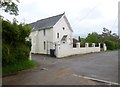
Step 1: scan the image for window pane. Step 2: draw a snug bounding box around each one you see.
[44,41,46,50]
[44,29,45,36]
[57,33,59,38]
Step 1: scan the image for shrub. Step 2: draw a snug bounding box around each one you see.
[100,43,104,48]
[95,43,99,47]
[2,44,17,65]
[2,19,31,66]
[80,42,85,47]
[15,44,30,61]
[104,40,113,50]
[104,40,120,50]
[89,43,92,47]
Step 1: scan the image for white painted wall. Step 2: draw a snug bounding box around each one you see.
[53,15,73,45]
[30,31,38,53]
[30,14,73,55]
[56,43,101,58]
[30,28,54,54]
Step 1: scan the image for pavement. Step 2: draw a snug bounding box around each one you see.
[2,51,118,85]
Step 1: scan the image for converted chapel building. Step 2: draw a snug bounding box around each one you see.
[29,13,73,56]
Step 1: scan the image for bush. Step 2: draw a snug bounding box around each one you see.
[104,40,120,50]
[80,42,85,47]
[2,19,31,66]
[104,40,114,50]
[95,43,99,47]
[15,44,30,61]
[2,43,31,66]
[100,43,104,48]
[2,44,16,65]
[89,43,92,47]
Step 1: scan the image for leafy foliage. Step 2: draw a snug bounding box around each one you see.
[77,28,120,50]
[0,0,19,15]
[104,40,120,50]
[2,19,31,66]
[85,32,99,43]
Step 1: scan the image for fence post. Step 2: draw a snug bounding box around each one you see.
[85,43,89,47]
[103,43,107,51]
[99,43,100,47]
[92,43,95,47]
[55,42,60,58]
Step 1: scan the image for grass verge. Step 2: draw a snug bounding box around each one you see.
[105,49,119,52]
[2,60,38,76]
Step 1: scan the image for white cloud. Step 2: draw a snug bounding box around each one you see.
[1,0,119,38]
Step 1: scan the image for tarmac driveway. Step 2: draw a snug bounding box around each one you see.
[3,51,118,85]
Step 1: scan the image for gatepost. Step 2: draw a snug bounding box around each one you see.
[76,42,80,48]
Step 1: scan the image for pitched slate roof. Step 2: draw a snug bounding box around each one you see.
[29,13,64,30]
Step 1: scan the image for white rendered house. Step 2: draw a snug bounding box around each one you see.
[29,13,104,58]
[29,13,73,55]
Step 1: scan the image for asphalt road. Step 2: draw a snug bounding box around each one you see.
[3,51,118,85]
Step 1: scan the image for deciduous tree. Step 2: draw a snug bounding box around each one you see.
[0,0,19,15]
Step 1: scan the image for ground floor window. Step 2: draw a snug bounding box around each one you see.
[44,41,46,50]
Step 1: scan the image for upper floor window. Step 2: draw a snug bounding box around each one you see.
[57,33,59,38]
[63,27,65,30]
[43,29,46,36]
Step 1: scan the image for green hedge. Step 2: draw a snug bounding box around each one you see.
[89,43,92,47]
[2,44,16,64]
[2,19,31,66]
[2,43,31,66]
[104,40,120,50]
[80,42,85,47]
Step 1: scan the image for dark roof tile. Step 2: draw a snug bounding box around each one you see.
[29,13,64,30]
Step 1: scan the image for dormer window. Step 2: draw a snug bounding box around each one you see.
[63,27,65,30]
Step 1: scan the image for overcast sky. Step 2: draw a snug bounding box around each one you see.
[1,0,119,38]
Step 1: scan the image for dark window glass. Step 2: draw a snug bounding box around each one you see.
[57,33,59,38]
[43,29,45,36]
[44,41,46,50]
[63,27,65,30]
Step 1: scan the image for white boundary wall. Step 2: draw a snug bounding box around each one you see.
[56,43,101,58]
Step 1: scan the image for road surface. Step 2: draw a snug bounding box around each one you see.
[3,51,118,85]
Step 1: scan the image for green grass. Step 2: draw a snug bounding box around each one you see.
[2,60,38,76]
[105,49,120,52]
